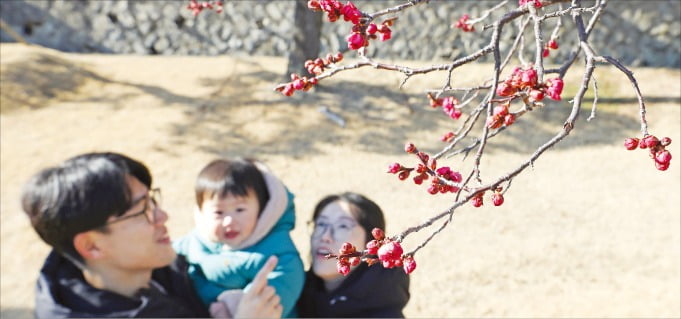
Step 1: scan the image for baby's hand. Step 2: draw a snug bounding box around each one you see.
[209,301,230,318]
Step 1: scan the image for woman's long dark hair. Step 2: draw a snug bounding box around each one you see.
[312,192,385,243]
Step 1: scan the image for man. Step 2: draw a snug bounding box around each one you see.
[21,152,282,318]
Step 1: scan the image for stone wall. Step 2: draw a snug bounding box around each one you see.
[1,0,679,67]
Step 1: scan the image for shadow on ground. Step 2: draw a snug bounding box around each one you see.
[2,51,678,159]
[171,71,670,158]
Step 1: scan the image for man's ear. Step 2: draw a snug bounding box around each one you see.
[73,232,103,260]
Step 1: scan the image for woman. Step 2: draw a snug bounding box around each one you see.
[297,192,410,317]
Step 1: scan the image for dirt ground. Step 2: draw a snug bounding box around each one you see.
[1,43,679,318]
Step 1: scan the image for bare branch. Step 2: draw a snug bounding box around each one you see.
[587,75,598,122]
[601,56,649,136]
[368,0,430,20]
[468,0,509,25]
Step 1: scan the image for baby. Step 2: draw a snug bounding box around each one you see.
[173,158,304,317]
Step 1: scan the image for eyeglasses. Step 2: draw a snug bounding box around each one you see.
[308,219,357,241]
[105,188,162,226]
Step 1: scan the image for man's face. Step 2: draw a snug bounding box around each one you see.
[196,189,260,248]
[91,175,176,271]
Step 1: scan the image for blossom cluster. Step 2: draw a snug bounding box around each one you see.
[346,20,393,50]
[276,74,318,96]
[496,66,564,102]
[186,0,223,16]
[428,94,463,120]
[388,143,464,195]
[305,52,343,75]
[308,0,393,51]
[308,0,361,24]
[624,135,673,171]
[453,14,475,32]
[471,188,505,208]
[519,0,542,8]
[485,104,515,129]
[331,228,416,275]
[543,39,559,58]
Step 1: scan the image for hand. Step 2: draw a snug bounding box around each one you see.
[209,301,229,318]
[233,256,283,318]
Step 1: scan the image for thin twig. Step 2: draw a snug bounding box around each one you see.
[601,56,649,135]
[468,0,509,25]
[368,0,430,19]
[587,75,598,122]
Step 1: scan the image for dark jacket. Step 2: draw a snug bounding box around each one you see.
[35,250,210,318]
[297,263,410,318]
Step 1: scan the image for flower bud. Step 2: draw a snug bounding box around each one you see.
[340,242,355,254]
[377,241,403,263]
[449,171,463,183]
[337,262,351,275]
[388,163,402,174]
[548,39,559,49]
[643,135,660,148]
[496,82,516,97]
[372,228,385,241]
[379,29,392,41]
[292,79,304,90]
[660,137,672,147]
[366,240,380,255]
[655,161,670,171]
[307,0,321,10]
[493,105,509,117]
[471,194,483,207]
[428,158,437,170]
[346,32,365,50]
[282,84,295,97]
[530,89,545,102]
[417,151,429,163]
[349,257,360,267]
[404,142,416,154]
[441,131,455,142]
[367,23,378,35]
[504,114,516,126]
[397,170,410,181]
[624,137,639,150]
[436,166,451,176]
[403,256,417,274]
[492,192,504,206]
[655,150,672,164]
[486,116,503,129]
[520,69,538,88]
[546,78,564,101]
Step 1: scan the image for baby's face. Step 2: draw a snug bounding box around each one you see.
[197,189,259,248]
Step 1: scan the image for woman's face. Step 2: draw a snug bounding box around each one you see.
[310,200,367,282]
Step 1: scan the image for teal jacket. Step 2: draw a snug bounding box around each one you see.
[174,167,304,318]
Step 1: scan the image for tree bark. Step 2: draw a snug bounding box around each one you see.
[286,0,322,78]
